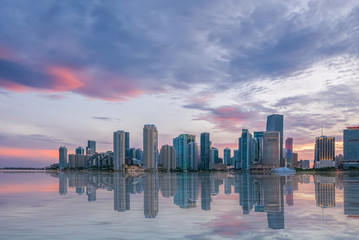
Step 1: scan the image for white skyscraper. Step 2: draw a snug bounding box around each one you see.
[143,125,158,170]
[114,130,126,171]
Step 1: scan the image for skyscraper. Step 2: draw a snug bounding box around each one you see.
[173,134,195,170]
[240,129,253,171]
[86,140,96,155]
[224,148,231,165]
[160,145,176,171]
[113,130,126,171]
[314,136,335,168]
[266,114,284,167]
[125,132,130,157]
[59,146,67,169]
[262,131,281,168]
[285,138,293,167]
[143,125,158,170]
[75,147,84,155]
[344,127,359,165]
[200,133,210,170]
[188,142,200,170]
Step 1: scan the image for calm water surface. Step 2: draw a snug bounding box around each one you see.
[0,171,358,239]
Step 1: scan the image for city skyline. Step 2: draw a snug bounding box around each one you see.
[1,1,359,167]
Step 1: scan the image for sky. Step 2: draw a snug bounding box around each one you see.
[0,0,358,167]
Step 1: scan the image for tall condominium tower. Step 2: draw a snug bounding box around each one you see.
[262,131,281,168]
[344,127,359,163]
[188,142,200,170]
[240,129,253,171]
[200,132,210,170]
[59,146,67,169]
[266,114,284,167]
[86,140,96,155]
[125,132,130,157]
[173,134,195,170]
[143,125,158,170]
[285,138,293,167]
[113,130,126,171]
[314,136,335,168]
[224,148,231,165]
[160,145,176,171]
[75,147,84,155]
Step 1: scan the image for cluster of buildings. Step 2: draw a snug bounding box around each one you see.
[314,126,359,169]
[58,114,359,171]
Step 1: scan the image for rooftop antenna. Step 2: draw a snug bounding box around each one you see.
[322,123,324,136]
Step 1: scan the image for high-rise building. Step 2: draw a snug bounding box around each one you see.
[234,150,240,168]
[285,138,293,167]
[143,125,158,170]
[253,131,264,164]
[200,133,210,170]
[135,148,143,162]
[344,127,359,165]
[188,142,200,170]
[59,146,67,169]
[160,145,176,171]
[210,147,219,167]
[128,148,136,158]
[262,131,280,168]
[75,147,84,155]
[266,114,284,167]
[173,134,195,170]
[314,136,335,168]
[240,129,253,171]
[86,140,96,155]
[114,130,126,171]
[292,153,298,168]
[125,132,130,157]
[224,148,231,165]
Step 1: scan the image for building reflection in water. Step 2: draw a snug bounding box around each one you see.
[55,171,359,229]
[143,173,159,218]
[314,175,336,208]
[344,175,359,217]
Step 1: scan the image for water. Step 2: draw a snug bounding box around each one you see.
[0,171,358,239]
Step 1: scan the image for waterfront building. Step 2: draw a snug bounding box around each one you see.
[210,147,219,168]
[266,114,284,167]
[68,154,87,169]
[59,146,67,169]
[262,131,280,168]
[200,133,211,170]
[135,148,143,162]
[173,134,195,170]
[125,132,130,157]
[128,148,136,158]
[343,127,359,168]
[188,142,200,170]
[224,148,231,165]
[253,131,264,164]
[143,125,159,170]
[160,145,176,171]
[75,147,84,155]
[234,150,240,168]
[86,140,96,155]
[114,130,126,171]
[240,129,253,171]
[285,138,293,167]
[314,136,335,168]
[292,153,298,168]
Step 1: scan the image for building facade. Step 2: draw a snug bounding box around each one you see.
[160,145,176,171]
[314,136,335,168]
[344,127,359,165]
[266,114,284,167]
[224,148,231,165]
[59,146,67,169]
[114,130,126,171]
[262,131,280,168]
[143,125,159,170]
[200,132,210,170]
[173,134,195,170]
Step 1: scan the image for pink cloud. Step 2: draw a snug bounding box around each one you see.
[47,66,85,91]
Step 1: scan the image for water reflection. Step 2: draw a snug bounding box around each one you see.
[53,171,359,230]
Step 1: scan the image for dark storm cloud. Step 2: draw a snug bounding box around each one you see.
[0,0,358,100]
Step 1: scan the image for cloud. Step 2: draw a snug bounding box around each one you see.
[0,0,357,101]
[91,116,121,122]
